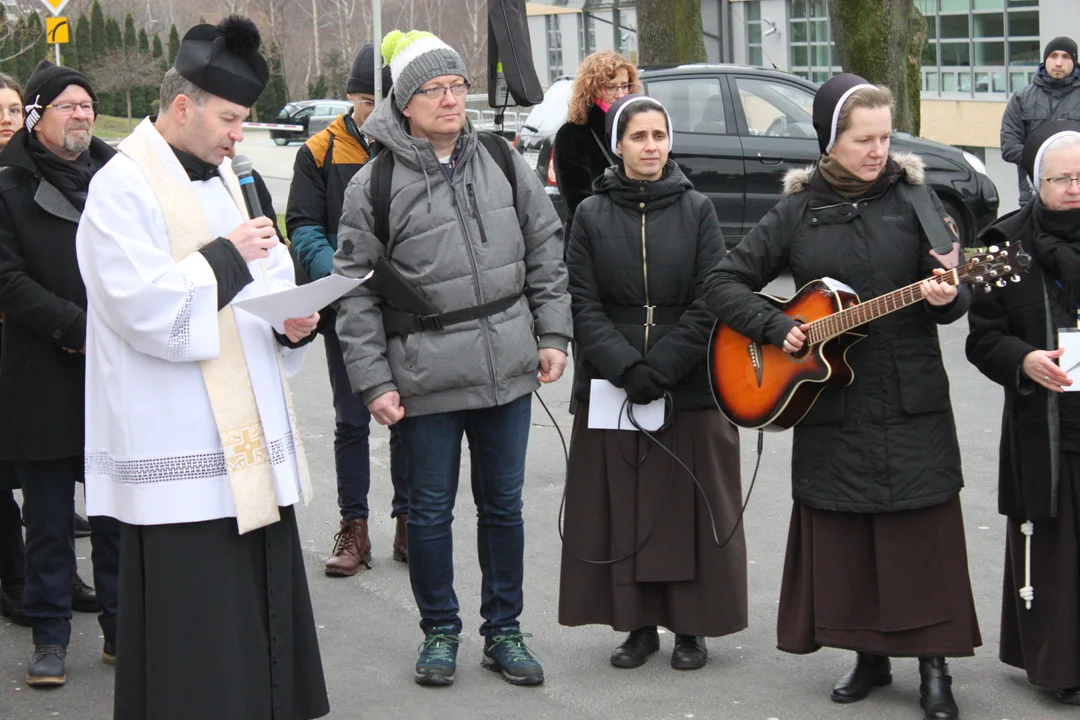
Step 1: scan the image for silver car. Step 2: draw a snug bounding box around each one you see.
[271,99,352,146]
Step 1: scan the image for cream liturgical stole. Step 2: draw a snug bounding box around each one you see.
[118,123,312,534]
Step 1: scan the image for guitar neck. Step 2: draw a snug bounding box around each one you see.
[806,269,960,344]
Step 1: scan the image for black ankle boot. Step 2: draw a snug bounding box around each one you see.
[831,651,892,703]
[610,626,659,669]
[919,657,959,720]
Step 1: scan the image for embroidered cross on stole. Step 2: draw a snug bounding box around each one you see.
[118,122,312,534]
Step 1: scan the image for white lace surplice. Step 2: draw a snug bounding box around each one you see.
[77,140,308,526]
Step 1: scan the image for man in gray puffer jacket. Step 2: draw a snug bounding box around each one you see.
[1001,36,1080,204]
[334,29,571,688]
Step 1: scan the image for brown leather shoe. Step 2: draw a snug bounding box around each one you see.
[393,514,408,563]
[324,518,371,576]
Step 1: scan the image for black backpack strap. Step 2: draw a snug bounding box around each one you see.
[477,131,517,210]
[370,149,396,250]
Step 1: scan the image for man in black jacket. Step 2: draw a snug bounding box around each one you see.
[1001,37,1080,204]
[0,60,120,688]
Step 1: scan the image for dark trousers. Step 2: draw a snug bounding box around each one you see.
[0,484,25,593]
[396,394,532,636]
[324,323,409,521]
[17,457,120,646]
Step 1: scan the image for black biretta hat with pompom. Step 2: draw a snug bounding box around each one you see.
[174,15,269,107]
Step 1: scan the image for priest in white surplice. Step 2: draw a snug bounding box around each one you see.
[75,16,329,720]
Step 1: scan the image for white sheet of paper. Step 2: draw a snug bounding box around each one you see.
[587,379,665,431]
[233,271,373,333]
[1059,328,1080,392]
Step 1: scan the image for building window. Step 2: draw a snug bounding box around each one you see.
[546,15,563,84]
[578,12,596,59]
[788,0,842,82]
[744,1,763,66]
[919,0,1040,97]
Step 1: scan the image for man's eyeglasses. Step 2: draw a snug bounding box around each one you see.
[356,99,375,108]
[601,82,635,96]
[1043,175,1080,189]
[45,101,97,115]
[413,82,471,99]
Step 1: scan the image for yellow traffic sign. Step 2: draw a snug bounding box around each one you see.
[39,0,69,16]
[46,17,69,44]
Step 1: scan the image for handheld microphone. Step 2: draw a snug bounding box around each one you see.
[231,154,263,219]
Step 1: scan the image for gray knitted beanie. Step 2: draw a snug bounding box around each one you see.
[382,30,469,112]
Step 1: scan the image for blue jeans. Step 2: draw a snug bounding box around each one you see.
[324,322,409,520]
[396,394,532,636]
[17,457,120,646]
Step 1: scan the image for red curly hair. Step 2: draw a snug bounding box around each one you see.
[567,50,640,125]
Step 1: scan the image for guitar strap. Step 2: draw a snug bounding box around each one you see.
[899,182,958,258]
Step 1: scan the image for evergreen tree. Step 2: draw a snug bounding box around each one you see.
[25,12,46,70]
[105,18,121,52]
[123,14,136,51]
[151,34,162,59]
[74,14,91,71]
[90,0,106,61]
[166,24,179,66]
[138,28,149,54]
[324,49,347,99]
[307,75,328,100]
[255,42,288,123]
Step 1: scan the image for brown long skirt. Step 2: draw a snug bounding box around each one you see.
[1000,452,1080,689]
[777,497,981,657]
[558,406,747,637]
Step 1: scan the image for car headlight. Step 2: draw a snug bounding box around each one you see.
[962,151,987,176]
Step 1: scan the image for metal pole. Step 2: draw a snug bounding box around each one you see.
[373,0,382,107]
[54,43,60,65]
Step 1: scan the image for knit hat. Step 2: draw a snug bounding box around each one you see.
[22,60,97,132]
[381,30,469,112]
[174,15,269,108]
[1023,120,1080,190]
[605,94,674,156]
[1043,36,1078,67]
[347,44,392,97]
[812,73,875,155]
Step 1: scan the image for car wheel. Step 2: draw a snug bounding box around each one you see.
[273,137,289,146]
[943,200,972,249]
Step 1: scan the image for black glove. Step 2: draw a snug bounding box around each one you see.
[621,362,668,405]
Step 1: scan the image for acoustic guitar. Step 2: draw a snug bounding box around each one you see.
[709,242,1030,431]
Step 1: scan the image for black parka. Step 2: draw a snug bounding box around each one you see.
[555,104,615,228]
[966,202,1068,521]
[704,153,969,513]
[0,131,115,461]
[567,161,727,411]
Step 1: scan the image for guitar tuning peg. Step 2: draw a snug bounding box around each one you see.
[983,285,993,293]
[996,279,1007,288]
[990,270,999,277]
[1004,265,1012,273]
[1011,275,1021,283]
[976,276,984,284]
[989,245,1000,253]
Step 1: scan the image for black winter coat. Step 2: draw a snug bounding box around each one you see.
[555,104,616,228]
[567,161,727,410]
[704,154,969,513]
[966,202,1071,521]
[0,132,115,462]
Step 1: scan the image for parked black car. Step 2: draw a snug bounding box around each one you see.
[516,66,999,247]
[270,99,352,145]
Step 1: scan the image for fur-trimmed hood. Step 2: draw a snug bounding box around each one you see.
[782,152,926,195]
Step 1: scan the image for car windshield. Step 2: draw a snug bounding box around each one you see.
[277,104,301,120]
[521,80,575,135]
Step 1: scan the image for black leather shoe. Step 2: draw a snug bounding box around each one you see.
[26,644,66,687]
[71,573,99,613]
[0,586,31,627]
[831,652,892,703]
[919,657,959,720]
[610,627,660,669]
[671,635,707,670]
[1056,686,1080,705]
[73,513,91,539]
[102,638,116,665]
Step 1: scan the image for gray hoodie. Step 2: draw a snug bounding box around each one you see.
[333,98,572,417]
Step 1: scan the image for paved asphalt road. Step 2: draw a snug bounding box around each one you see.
[1,131,1074,719]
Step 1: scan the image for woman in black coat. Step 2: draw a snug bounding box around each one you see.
[704,75,979,720]
[554,50,639,231]
[967,121,1080,705]
[558,95,744,672]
